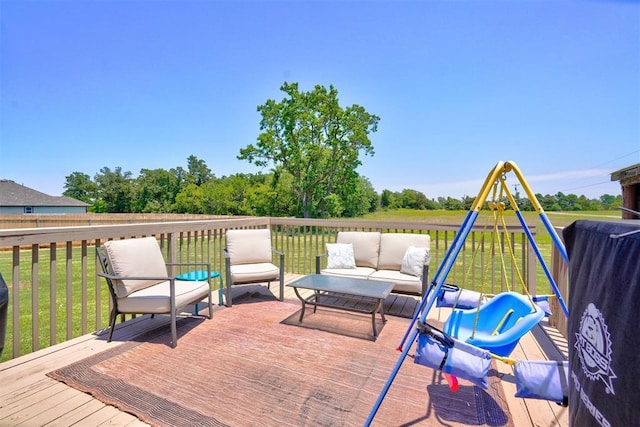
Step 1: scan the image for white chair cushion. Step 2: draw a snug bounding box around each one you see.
[104,237,168,297]
[400,246,431,277]
[377,233,430,270]
[230,262,280,283]
[336,232,381,268]
[326,243,356,269]
[226,229,273,265]
[117,279,210,313]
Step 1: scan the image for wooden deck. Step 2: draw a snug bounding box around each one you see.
[0,274,568,426]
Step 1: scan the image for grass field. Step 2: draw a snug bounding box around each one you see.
[0,209,621,362]
[362,208,621,244]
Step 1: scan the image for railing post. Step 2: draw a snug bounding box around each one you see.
[167,232,177,276]
[49,243,57,346]
[12,246,20,359]
[550,227,569,338]
[31,244,39,351]
[527,236,537,296]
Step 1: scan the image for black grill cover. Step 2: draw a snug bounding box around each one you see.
[563,220,640,427]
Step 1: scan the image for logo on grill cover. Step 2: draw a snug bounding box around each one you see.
[575,303,617,395]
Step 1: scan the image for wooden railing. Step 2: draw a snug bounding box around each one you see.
[549,227,569,338]
[0,216,549,362]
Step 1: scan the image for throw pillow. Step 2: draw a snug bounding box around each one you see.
[326,243,356,269]
[400,246,430,277]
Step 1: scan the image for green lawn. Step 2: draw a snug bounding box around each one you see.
[1,209,621,362]
[362,208,621,244]
[363,208,621,297]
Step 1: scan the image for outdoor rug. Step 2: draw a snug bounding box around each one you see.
[47,295,512,427]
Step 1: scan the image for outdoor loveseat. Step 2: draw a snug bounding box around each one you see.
[316,231,431,296]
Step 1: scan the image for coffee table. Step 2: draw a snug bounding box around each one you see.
[287,274,394,337]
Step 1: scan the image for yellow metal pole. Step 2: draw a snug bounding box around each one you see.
[470,161,506,212]
[502,161,545,214]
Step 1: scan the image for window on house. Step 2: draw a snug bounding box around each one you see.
[24,206,33,214]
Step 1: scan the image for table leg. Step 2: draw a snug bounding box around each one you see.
[292,287,307,322]
[371,311,377,337]
[371,298,387,338]
[378,299,387,323]
[313,290,320,314]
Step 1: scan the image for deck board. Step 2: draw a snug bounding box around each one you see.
[0,274,568,426]
[41,399,123,427]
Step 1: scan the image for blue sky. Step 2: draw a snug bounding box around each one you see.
[1,0,639,200]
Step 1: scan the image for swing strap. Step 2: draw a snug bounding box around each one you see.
[416,322,454,370]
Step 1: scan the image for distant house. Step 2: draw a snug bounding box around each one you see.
[611,163,640,219]
[0,179,89,214]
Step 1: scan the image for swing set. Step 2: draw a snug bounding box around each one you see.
[365,161,570,425]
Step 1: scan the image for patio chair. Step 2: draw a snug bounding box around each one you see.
[96,236,213,348]
[224,228,284,307]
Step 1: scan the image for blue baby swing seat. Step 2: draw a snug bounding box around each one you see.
[443,291,545,357]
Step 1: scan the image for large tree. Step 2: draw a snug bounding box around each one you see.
[133,168,182,213]
[239,82,380,218]
[185,154,213,186]
[93,167,133,213]
[63,172,98,204]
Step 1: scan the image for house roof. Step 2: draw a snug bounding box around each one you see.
[611,163,640,183]
[0,179,89,207]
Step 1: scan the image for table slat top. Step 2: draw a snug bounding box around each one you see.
[287,274,394,299]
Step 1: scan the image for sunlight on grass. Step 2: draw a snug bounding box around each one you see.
[1,209,620,362]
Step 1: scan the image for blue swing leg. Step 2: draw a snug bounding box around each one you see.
[365,211,479,426]
[514,210,569,318]
[397,209,477,352]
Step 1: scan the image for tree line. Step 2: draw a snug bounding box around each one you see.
[62,82,622,217]
[63,155,621,217]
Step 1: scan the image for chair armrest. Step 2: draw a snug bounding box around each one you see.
[97,272,180,300]
[98,272,177,282]
[272,247,284,272]
[224,249,232,291]
[316,253,327,274]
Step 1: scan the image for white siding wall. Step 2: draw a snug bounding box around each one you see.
[0,206,87,214]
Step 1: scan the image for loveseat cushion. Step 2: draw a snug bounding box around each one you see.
[369,270,423,295]
[320,266,376,280]
[336,232,380,268]
[117,279,210,313]
[104,237,169,298]
[377,233,430,271]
